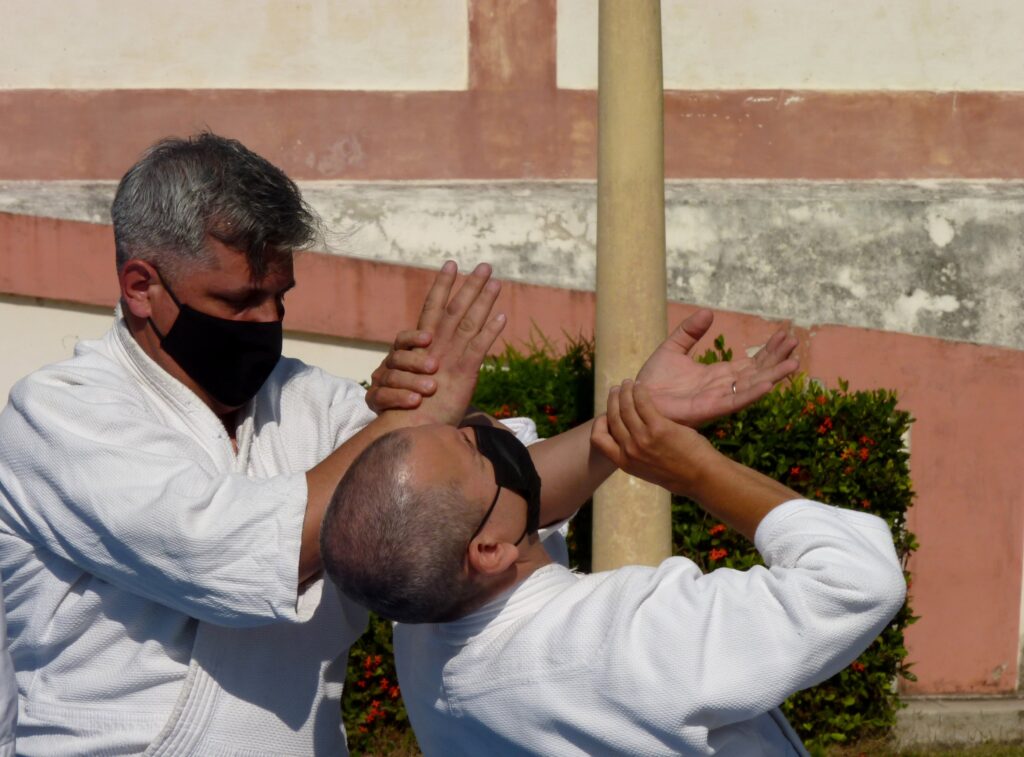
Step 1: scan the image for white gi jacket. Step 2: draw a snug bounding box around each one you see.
[0,580,14,757]
[0,311,376,755]
[395,499,907,756]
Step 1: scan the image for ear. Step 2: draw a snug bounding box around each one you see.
[120,259,157,319]
[466,537,519,577]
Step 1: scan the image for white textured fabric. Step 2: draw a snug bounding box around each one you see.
[395,499,907,756]
[0,310,377,755]
[0,580,14,757]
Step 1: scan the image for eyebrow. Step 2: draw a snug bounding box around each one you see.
[219,280,296,299]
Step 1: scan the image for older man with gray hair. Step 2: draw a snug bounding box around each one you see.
[322,379,906,756]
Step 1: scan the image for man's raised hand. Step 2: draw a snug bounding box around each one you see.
[591,380,717,498]
[635,309,798,427]
[383,261,505,426]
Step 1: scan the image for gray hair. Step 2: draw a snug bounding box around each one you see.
[111,132,319,282]
[320,430,481,624]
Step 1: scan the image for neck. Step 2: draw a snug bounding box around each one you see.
[124,306,244,440]
[466,536,554,616]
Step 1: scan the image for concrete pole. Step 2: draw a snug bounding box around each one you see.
[592,0,671,570]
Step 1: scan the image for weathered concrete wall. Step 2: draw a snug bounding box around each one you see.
[559,0,1024,91]
[0,0,468,90]
[4,180,1021,351]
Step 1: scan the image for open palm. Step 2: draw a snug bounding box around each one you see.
[635,309,798,427]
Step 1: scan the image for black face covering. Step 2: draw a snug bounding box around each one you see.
[468,423,543,545]
[149,270,283,408]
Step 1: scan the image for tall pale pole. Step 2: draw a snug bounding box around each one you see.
[592,0,670,570]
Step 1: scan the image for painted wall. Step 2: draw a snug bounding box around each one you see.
[558,0,1024,91]
[0,0,468,90]
[0,0,1021,697]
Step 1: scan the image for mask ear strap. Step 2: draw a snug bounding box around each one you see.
[468,486,503,544]
[150,266,183,308]
[147,265,181,342]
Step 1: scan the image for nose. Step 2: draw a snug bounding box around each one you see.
[247,297,284,323]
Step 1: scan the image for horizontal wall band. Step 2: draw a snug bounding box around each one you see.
[3,89,1024,181]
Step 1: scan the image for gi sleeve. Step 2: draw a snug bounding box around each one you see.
[0,366,313,627]
[601,499,906,732]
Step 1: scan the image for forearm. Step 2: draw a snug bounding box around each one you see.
[530,420,616,527]
[300,410,424,582]
[677,448,800,542]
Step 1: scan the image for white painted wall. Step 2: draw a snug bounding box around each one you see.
[0,0,468,90]
[558,0,1024,91]
[0,298,386,408]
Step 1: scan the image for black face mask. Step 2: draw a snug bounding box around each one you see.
[149,270,283,408]
[467,423,543,546]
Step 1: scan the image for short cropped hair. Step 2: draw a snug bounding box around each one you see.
[111,132,319,281]
[321,430,480,624]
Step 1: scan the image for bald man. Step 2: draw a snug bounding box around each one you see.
[321,382,905,757]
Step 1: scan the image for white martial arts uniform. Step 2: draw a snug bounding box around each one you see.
[0,581,14,757]
[0,309,376,755]
[395,499,906,756]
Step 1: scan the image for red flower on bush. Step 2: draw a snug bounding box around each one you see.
[816,395,827,405]
[715,428,727,439]
[850,661,866,673]
[789,466,801,477]
[709,548,728,562]
[709,523,727,536]
[861,498,871,509]
[859,447,870,461]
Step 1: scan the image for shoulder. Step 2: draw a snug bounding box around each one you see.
[261,357,376,439]
[6,332,144,418]
[270,357,368,402]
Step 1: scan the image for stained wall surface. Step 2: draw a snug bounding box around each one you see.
[1,0,1022,696]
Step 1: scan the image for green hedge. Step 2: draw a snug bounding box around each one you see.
[343,336,916,754]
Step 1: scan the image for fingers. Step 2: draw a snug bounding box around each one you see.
[460,312,507,368]
[730,379,773,411]
[438,263,494,342]
[456,277,501,345]
[417,260,458,332]
[631,382,665,426]
[616,380,648,439]
[590,415,624,466]
[365,387,424,413]
[604,384,629,446]
[385,348,439,379]
[376,366,438,397]
[392,329,433,352]
[665,309,714,355]
[753,328,798,370]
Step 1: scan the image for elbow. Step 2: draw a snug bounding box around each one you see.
[852,556,907,629]
[877,561,908,622]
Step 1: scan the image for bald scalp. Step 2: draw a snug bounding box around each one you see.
[320,430,480,623]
